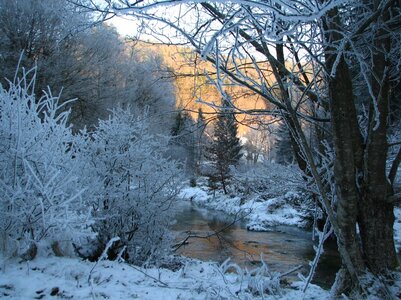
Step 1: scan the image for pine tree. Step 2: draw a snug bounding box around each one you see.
[195,108,207,173]
[170,110,196,172]
[275,120,294,165]
[206,99,242,194]
[171,111,185,137]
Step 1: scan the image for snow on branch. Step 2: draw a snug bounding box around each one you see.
[0,68,93,257]
[110,0,348,23]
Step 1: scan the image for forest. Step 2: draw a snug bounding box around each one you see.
[0,0,401,299]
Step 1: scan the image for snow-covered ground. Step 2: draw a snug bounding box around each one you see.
[1,180,400,299]
[179,185,311,231]
[0,255,330,299]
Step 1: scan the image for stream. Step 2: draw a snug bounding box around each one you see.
[171,201,341,288]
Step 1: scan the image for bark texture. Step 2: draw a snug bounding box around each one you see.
[323,2,399,295]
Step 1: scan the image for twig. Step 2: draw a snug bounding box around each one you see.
[279,265,302,279]
[125,263,168,287]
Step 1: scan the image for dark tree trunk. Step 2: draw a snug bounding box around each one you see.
[322,16,366,281]
[220,171,228,194]
[323,3,399,295]
[358,195,397,272]
[328,54,365,274]
[358,4,397,272]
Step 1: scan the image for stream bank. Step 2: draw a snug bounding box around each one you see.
[171,201,340,288]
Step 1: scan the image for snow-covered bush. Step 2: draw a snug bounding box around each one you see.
[0,71,92,256]
[232,161,304,198]
[0,68,182,264]
[231,162,316,228]
[218,257,282,297]
[82,107,182,264]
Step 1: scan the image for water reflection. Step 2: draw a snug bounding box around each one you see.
[171,202,340,288]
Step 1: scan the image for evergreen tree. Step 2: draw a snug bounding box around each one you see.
[195,108,207,173]
[170,110,196,173]
[274,120,294,165]
[206,99,242,194]
[171,111,185,137]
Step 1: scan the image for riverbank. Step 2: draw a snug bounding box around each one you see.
[179,177,401,252]
[2,185,401,299]
[179,185,311,230]
[0,255,330,299]
[179,165,314,229]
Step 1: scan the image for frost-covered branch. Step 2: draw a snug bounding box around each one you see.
[0,69,93,257]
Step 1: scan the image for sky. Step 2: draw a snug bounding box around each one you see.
[106,5,196,44]
[107,15,139,37]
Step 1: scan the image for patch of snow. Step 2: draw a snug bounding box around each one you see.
[246,204,306,230]
[286,281,332,300]
[0,255,331,299]
[180,184,310,230]
[179,186,209,202]
[246,223,271,232]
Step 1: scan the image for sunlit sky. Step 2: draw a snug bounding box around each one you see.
[107,13,186,45]
[106,4,184,39]
[107,15,139,37]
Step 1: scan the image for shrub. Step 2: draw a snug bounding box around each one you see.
[0,70,182,264]
[0,71,92,257]
[83,107,182,264]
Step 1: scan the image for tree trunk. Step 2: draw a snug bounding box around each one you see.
[328,55,366,290]
[323,3,399,295]
[220,172,228,194]
[358,3,397,273]
[323,11,367,287]
[358,195,397,272]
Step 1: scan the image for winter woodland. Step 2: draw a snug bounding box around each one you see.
[1,0,401,299]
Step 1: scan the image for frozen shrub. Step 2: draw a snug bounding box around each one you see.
[83,107,182,264]
[0,71,92,257]
[233,161,304,198]
[0,69,182,263]
[218,257,282,298]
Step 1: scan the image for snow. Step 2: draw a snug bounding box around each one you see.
[179,185,310,231]
[0,255,331,299]
[178,162,314,232]
[179,186,209,203]
[242,193,308,230]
